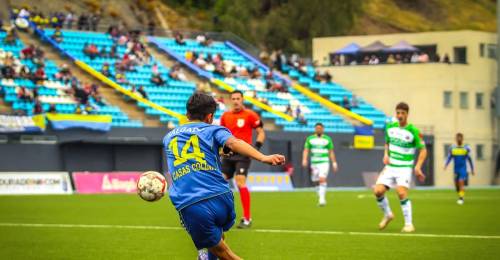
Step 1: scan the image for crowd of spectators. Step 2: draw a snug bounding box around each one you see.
[1,33,106,115]
[182,36,290,94]
[10,6,101,31]
[329,52,451,66]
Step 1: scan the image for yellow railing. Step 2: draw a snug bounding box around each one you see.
[211,79,294,122]
[291,83,373,125]
[74,60,187,124]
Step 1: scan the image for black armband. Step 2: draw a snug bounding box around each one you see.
[222,145,232,154]
[255,141,263,150]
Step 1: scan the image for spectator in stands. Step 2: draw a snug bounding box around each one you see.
[32,87,39,100]
[115,69,129,84]
[247,67,260,79]
[196,34,207,45]
[4,28,17,45]
[296,106,307,125]
[50,14,60,28]
[64,11,74,29]
[418,52,429,63]
[99,46,109,58]
[297,113,307,125]
[368,55,380,65]
[33,99,43,114]
[20,44,36,59]
[285,104,293,117]
[342,96,351,110]
[295,105,302,118]
[395,54,403,64]
[362,56,369,65]
[16,86,32,101]
[130,85,140,96]
[51,27,63,43]
[55,64,72,84]
[403,54,411,63]
[48,104,56,113]
[90,12,101,31]
[351,95,359,109]
[197,33,212,47]
[19,65,30,79]
[151,71,165,86]
[138,86,148,99]
[83,43,99,60]
[410,52,419,63]
[77,13,89,30]
[169,63,187,81]
[100,63,112,78]
[70,84,89,105]
[109,44,118,58]
[174,31,186,45]
[32,47,45,66]
[185,50,194,62]
[1,64,15,79]
[434,53,441,63]
[443,53,451,64]
[386,54,396,64]
[297,60,307,75]
[33,65,47,84]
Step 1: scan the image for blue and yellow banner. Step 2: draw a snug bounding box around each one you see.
[353,125,375,149]
[46,113,112,131]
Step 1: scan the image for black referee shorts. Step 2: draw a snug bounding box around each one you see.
[221,153,251,179]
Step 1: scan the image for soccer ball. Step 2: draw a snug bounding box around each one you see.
[137,171,167,202]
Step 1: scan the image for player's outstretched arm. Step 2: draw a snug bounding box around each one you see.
[225,136,285,165]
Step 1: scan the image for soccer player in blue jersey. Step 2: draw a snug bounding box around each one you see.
[163,93,285,260]
[444,133,475,205]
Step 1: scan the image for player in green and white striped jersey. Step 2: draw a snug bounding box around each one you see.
[373,102,427,233]
[302,123,338,206]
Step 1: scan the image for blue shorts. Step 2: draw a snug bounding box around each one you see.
[179,192,235,249]
[454,171,468,181]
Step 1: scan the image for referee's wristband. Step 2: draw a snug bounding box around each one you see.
[255,141,263,150]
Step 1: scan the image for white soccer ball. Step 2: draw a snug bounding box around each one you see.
[137,171,167,202]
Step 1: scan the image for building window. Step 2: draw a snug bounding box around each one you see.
[487,44,497,59]
[443,91,452,108]
[476,144,484,160]
[444,144,451,158]
[479,43,485,57]
[454,47,467,64]
[476,93,484,109]
[460,92,468,109]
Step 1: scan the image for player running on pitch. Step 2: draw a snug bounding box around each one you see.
[164,93,285,260]
[444,133,475,205]
[220,90,266,229]
[373,102,427,233]
[302,122,338,206]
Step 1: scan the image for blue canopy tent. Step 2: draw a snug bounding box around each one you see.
[334,43,361,55]
[383,40,419,53]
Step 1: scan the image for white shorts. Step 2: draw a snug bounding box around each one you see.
[310,163,329,182]
[376,166,413,188]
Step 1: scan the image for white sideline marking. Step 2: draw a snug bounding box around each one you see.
[0,222,499,240]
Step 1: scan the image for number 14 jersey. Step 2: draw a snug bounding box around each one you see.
[163,122,233,210]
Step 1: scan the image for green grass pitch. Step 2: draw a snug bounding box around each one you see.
[0,189,499,259]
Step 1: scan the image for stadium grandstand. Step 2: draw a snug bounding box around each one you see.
[0,1,499,259]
